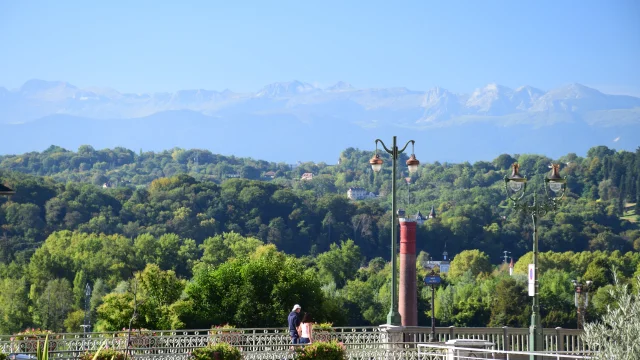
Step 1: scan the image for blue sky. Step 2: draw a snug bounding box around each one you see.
[1,0,639,95]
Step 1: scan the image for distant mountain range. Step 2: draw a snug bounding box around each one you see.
[1,80,639,163]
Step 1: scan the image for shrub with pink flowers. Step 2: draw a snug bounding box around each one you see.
[116,328,155,348]
[10,329,57,352]
[10,328,54,341]
[311,323,335,342]
[209,324,242,345]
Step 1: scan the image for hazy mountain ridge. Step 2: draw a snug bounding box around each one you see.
[2,79,639,126]
[2,79,639,164]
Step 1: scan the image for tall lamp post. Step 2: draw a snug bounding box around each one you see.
[81,283,92,334]
[504,163,567,359]
[571,280,592,329]
[370,136,419,326]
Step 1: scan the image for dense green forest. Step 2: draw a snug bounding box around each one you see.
[0,144,639,334]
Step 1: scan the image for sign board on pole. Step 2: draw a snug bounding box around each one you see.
[424,275,442,285]
[528,264,535,296]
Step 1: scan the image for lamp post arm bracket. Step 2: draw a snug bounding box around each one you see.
[375,139,394,155]
[398,140,415,155]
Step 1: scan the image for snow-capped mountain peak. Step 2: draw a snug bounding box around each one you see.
[326,81,354,92]
[255,81,317,98]
[1,79,639,126]
[465,83,516,115]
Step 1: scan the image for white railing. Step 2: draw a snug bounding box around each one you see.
[417,343,594,360]
[402,326,586,352]
[0,326,586,358]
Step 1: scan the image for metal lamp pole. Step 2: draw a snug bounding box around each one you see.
[504,163,567,360]
[370,136,419,326]
[82,283,92,334]
[430,283,436,340]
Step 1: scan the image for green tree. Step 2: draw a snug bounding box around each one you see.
[316,240,363,288]
[0,276,30,334]
[489,276,529,326]
[538,269,575,327]
[36,278,74,332]
[200,235,232,267]
[174,245,326,328]
[137,264,185,329]
[583,259,612,289]
[492,154,517,170]
[64,309,85,332]
[73,270,88,308]
[95,292,135,331]
[448,249,492,280]
[90,278,108,313]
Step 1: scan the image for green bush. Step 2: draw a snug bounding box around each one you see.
[191,342,242,360]
[295,340,347,360]
[582,274,640,359]
[79,349,127,360]
[0,353,8,360]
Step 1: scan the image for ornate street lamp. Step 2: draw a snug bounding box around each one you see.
[504,163,567,359]
[370,136,419,325]
[571,280,592,329]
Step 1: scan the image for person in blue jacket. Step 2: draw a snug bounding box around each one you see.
[288,304,302,344]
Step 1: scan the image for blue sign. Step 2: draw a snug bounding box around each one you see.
[424,275,441,285]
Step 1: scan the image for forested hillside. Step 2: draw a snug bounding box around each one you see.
[1,145,639,262]
[0,145,639,334]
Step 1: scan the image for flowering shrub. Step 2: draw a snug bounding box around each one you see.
[191,342,242,360]
[10,330,57,352]
[312,323,335,331]
[116,328,156,348]
[79,349,127,360]
[11,328,54,341]
[210,324,236,330]
[294,341,347,360]
[116,328,153,336]
[0,353,7,360]
[209,324,242,345]
[312,323,335,341]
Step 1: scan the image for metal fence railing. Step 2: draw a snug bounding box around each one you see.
[417,343,594,360]
[0,326,586,359]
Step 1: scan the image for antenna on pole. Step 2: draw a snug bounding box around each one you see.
[503,250,511,264]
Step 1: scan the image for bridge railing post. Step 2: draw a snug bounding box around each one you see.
[555,327,565,352]
[502,326,510,351]
[448,326,455,342]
